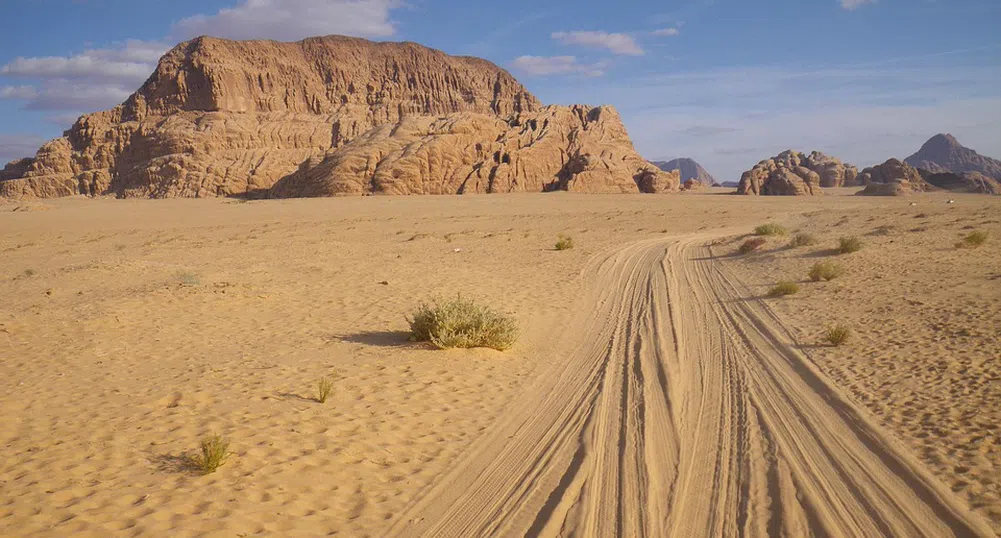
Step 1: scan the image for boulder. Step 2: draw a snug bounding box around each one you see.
[856,159,936,192]
[737,150,855,195]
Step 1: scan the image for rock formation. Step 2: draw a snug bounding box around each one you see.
[736,150,857,195]
[919,170,1001,195]
[905,133,1001,180]
[855,159,936,192]
[856,180,917,196]
[1,35,676,199]
[652,158,716,187]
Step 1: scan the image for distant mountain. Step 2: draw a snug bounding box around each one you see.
[652,158,717,187]
[904,133,1001,180]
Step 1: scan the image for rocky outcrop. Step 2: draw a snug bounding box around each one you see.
[269,105,677,196]
[856,179,917,196]
[856,159,936,192]
[652,158,716,187]
[1,35,675,199]
[736,150,856,195]
[905,133,1001,180]
[919,170,1001,195]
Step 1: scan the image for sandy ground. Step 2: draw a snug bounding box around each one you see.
[1,191,998,537]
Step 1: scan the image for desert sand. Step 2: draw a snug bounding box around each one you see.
[1,190,999,537]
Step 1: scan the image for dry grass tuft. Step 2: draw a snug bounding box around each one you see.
[408,295,518,351]
[768,281,800,297]
[754,223,788,236]
[738,237,767,255]
[824,324,852,346]
[788,233,818,247]
[189,435,231,475]
[554,234,575,251]
[837,236,863,254]
[956,230,988,249]
[808,261,844,282]
[316,376,334,403]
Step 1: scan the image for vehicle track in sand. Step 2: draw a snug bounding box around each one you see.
[389,233,994,537]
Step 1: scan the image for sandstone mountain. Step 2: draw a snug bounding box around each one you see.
[0,35,676,199]
[919,170,1001,195]
[905,134,1001,180]
[651,158,716,187]
[855,159,936,194]
[737,150,857,195]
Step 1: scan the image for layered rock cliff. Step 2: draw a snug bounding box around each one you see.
[855,159,936,193]
[1,35,676,199]
[736,150,857,195]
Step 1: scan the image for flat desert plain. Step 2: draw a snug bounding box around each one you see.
[1,191,999,537]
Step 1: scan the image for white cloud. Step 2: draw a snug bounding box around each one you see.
[551,31,644,56]
[840,0,876,10]
[0,40,167,115]
[653,28,680,37]
[173,0,400,42]
[510,56,605,77]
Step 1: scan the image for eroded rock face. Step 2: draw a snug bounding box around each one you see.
[269,105,678,196]
[905,133,1001,181]
[856,180,916,196]
[1,35,674,199]
[919,170,1001,195]
[856,159,936,192]
[736,150,855,195]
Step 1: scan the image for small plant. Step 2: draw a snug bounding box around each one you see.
[738,237,767,255]
[837,236,863,254]
[808,261,844,282]
[824,324,852,346]
[177,271,200,286]
[788,233,818,248]
[22,269,36,277]
[768,281,800,297]
[189,435,231,474]
[754,223,788,236]
[316,376,334,404]
[555,234,574,251]
[408,295,518,351]
[956,230,988,249]
[115,244,127,251]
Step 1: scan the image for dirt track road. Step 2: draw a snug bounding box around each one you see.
[389,235,994,537]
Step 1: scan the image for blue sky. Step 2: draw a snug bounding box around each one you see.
[1,0,1000,181]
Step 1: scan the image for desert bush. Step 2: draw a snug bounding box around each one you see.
[956,230,988,249]
[754,223,788,236]
[738,237,767,255]
[788,233,818,247]
[22,269,36,277]
[768,281,800,297]
[189,435,231,474]
[837,236,863,254]
[316,376,334,404]
[555,234,574,251]
[177,271,200,286]
[824,324,852,346]
[408,295,518,351]
[808,261,844,282]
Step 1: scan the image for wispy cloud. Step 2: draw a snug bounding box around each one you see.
[551,31,644,56]
[510,56,605,77]
[840,0,876,10]
[0,134,47,165]
[652,28,680,37]
[173,0,400,41]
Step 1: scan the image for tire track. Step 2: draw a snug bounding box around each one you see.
[389,234,994,537]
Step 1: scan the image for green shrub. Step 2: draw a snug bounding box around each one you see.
[754,223,788,236]
[788,233,818,247]
[189,435,231,474]
[738,237,767,255]
[316,376,334,404]
[837,236,863,254]
[824,324,852,346]
[177,271,200,286]
[555,234,574,251]
[768,281,800,297]
[408,295,518,351]
[808,261,844,282]
[956,230,988,249]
